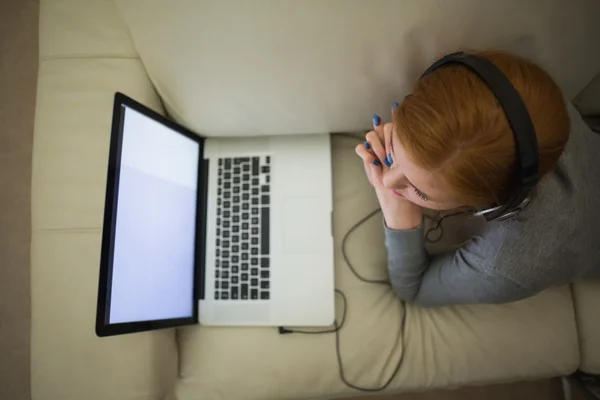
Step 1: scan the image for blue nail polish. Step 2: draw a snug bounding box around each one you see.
[373,114,381,126]
[383,158,390,167]
[387,154,393,165]
[373,160,381,166]
[364,141,371,150]
[392,102,399,111]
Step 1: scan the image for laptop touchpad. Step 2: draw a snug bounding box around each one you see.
[282,197,326,254]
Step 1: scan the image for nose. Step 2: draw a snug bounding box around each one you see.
[382,167,407,190]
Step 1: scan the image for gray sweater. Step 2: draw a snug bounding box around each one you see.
[385,103,600,307]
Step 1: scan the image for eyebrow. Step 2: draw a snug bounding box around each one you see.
[389,134,432,200]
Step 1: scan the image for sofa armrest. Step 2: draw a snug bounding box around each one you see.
[32,1,179,399]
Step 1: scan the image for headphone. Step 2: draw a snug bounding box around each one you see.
[421,52,539,221]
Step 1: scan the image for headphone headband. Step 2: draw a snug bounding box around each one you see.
[422,52,539,220]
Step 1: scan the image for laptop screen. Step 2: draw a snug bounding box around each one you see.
[106,103,200,325]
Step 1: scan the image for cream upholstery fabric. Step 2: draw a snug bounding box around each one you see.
[572,281,600,374]
[32,59,160,230]
[115,0,600,137]
[31,232,178,400]
[169,137,579,400]
[572,77,600,374]
[32,1,178,399]
[33,0,596,399]
[39,0,137,60]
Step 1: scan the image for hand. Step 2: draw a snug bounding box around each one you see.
[355,113,423,230]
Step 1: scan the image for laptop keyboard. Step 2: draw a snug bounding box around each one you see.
[214,156,271,301]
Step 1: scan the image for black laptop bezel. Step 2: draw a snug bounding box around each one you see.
[95,92,208,337]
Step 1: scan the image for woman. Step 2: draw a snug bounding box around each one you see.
[355,50,600,307]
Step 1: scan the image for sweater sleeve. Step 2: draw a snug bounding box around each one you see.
[385,222,532,307]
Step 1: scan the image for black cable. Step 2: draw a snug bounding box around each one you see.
[279,289,347,335]
[340,208,387,285]
[279,195,408,392]
[334,291,407,392]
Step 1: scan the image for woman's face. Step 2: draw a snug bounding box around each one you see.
[382,129,462,211]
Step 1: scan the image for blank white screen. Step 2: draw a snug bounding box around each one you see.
[109,105,199,324]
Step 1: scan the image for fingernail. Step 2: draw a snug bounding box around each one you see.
[387,154,393,165]
[364,141,371,150]
[392,102,399,111]
[383,158,390,167]
[372,160,381,166]
[372,114,381,126]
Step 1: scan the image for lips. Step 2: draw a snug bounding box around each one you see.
[392,190,405,198]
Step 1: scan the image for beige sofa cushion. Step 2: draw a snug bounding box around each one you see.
[568,71,600,373]
[39,0,137,60]
[572,281,600,374]
[31,232,178,400]
[115,0,600,137]
[170,136,579,400]
[32,1,179,399]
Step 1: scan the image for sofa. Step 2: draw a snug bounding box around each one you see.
[32,1,600,399]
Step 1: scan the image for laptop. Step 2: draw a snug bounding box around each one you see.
[95,93,335,337]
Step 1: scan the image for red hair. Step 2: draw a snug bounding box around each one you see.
[394,50,570,208]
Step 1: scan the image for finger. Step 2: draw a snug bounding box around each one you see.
[386,101,400,165]
[361,140,382,165]
[373,114,387,155]
[365,157,383,186]
[372,113,384,140]
[356,144,383,186]
[365,130,387,166]
[383,122,394,166]
[355,143,382,166]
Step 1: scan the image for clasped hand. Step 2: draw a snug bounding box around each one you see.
[354,111,423,230]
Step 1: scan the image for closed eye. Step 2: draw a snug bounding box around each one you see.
[390,131,431,202]
[413,186,429,201]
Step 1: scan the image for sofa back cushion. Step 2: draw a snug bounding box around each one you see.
[116,0,600,137]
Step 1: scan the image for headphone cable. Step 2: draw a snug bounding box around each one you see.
[279,206,408,392]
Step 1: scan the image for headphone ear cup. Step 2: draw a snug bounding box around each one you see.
[479,190,531,221]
